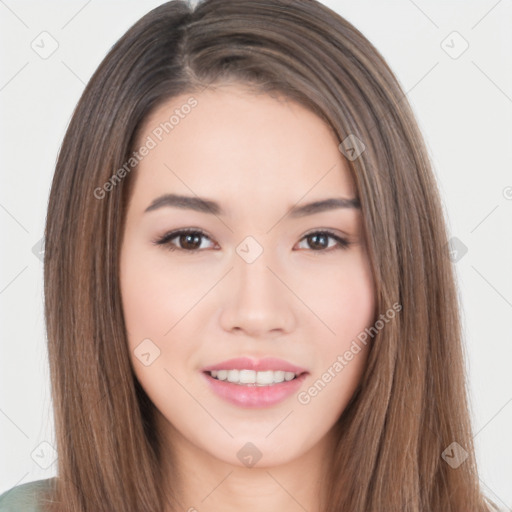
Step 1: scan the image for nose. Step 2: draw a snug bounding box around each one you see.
[218,247,296,338]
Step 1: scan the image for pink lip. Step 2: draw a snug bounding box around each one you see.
[202,357,307,374]
[201,372,308,408]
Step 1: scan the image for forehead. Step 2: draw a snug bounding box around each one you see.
[131,84,356,213]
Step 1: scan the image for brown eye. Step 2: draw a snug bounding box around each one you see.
[176,232,203,250]
[154,229,215,252]
[297,231,351,252]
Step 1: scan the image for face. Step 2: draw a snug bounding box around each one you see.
[119,84,376,470]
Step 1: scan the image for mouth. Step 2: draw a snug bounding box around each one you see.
[201,367,309,408]
[201,357,309,407]
[203,369,306,386]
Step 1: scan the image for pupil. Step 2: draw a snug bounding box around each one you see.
[309,234,327,250]
[182,234,200,249]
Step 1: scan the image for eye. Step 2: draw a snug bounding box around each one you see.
[152,229,351,253]
[153,228,216,253]
[296,230,351,252]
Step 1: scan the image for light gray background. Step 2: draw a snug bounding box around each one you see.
[1,0,511,509]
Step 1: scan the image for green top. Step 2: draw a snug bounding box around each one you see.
[0,479,56,512]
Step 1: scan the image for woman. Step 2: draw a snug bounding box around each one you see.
[0,0,499,510]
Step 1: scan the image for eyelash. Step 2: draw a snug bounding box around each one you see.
[152,228,351,254]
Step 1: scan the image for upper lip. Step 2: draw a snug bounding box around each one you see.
[202,357,308,375]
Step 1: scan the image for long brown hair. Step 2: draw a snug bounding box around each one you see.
[43,0,497,510]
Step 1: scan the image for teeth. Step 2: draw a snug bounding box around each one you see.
[209,369,298,385]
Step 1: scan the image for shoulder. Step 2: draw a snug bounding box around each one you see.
[0,478,57,512]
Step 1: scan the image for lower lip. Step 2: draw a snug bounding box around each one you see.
[202,372,308,408]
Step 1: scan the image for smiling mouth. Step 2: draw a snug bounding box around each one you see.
[204,369,304,386]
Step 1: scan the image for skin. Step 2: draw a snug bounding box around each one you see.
[119,83,376,512]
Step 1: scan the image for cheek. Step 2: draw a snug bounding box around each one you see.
[120,241,200,343]
[120,273,169,348]
[119,241,205,389]
[332,266,375,345]
[301,251,375,397]
[119,253,196,419]
[301,250,375,344]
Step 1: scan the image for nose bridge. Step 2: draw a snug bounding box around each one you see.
[234,234,280,299]
[218,233,295,335]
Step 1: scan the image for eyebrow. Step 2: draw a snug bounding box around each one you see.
[144,193,360,217]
